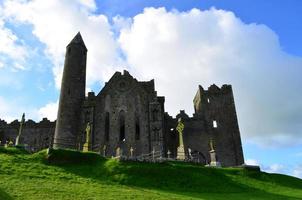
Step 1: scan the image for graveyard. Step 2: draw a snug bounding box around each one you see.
[0,146,302,200]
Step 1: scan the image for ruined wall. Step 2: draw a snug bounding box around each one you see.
[192,84,244,166]
[0,118,55,152]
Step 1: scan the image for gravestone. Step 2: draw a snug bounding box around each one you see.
[167,150,171,159]
[116,147,121,157]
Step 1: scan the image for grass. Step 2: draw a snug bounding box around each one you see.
[0,147,301,200]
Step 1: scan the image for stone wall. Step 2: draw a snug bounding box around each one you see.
[0,118,55,152]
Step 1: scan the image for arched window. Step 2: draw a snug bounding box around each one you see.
[119,110,125,141]
[135,117,140,140]
[105,112,110,141]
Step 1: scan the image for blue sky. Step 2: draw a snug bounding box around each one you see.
[0,0,301,178]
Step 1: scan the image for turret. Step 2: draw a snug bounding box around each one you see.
[53,32,87,149]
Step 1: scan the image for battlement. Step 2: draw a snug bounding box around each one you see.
[0,118,55,129]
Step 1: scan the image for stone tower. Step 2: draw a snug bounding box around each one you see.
[53,32,87,149]
[193,84,244,166]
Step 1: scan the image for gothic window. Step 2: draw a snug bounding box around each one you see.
[68,47,71,54]
[152,109,159,121]
[135,117,140,140]
[119,110,125,141]
[105,112,110,141]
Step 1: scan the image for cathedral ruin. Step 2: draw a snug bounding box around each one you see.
[0,33,244,166]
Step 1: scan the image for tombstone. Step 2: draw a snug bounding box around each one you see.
[116,147,121,157]
[167,150,171,159]
[8,140,14,147]
[188,148,193,160]
[176,118,185,160]
[152,147,155,161]
[130,147,134,158]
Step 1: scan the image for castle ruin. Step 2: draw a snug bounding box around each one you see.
[0,33,244,166]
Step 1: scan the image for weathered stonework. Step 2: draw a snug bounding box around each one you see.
[0,118,55,152]
[53,32,87,149]
[0,33,245,166]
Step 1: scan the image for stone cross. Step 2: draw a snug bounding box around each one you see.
[176,118,184,146]
[15,113,25,146]
[130,147,134,158]
[85,122,91,144]
[83,122,91,152]
[103,145,106,157]
[176,118,185,160]
[209,138,214,151]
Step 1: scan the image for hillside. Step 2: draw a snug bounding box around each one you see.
[0,147,301,200]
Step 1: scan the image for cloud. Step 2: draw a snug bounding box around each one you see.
[38,101,58,121]
[245,159,259,166]
[0,96,39,122]
[2,0,123,88]
[264,164,285,174]
[118,7,302,147]
[1,3,302,148]
[0,12,28,70]
[292,165,302,179]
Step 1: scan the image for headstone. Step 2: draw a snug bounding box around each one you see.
[167,150,171,159]
[116,147,121,157]
[152,148,155,161]
[8,140,14,147]
[176,118,185,160]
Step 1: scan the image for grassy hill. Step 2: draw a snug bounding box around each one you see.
[0,147,302,200]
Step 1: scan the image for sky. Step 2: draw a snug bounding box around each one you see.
[0,0,301,178]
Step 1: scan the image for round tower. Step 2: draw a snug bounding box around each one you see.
[53,32,87,149]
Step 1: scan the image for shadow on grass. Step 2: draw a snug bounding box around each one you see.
[44,149,302,200]
[0,188,14,200]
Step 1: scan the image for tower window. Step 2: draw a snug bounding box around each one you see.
[207,98,210,103]
[135,117,140,140]
[119,110,125,141]
[105,112,110,141]
[213,120,218,128]
[68,47,71,54]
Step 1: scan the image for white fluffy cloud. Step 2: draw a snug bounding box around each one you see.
[0,14,28,69]
[1,2,302,148]
[0,96,39,122]
[38,101,58,121]
[293,165,302,179]
[118,7,302,147]
[3,0,123,88]
[245,159,260,166]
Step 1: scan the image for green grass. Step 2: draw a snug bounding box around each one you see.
[0,147,302,200]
